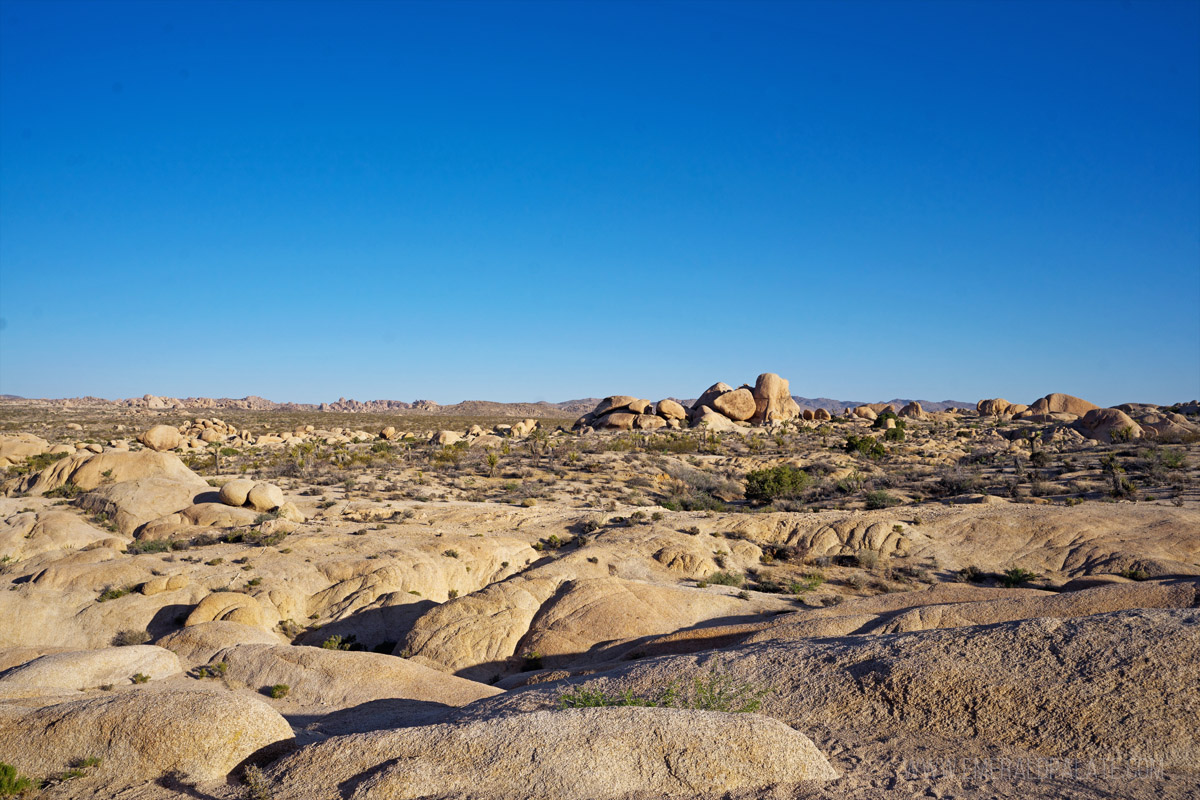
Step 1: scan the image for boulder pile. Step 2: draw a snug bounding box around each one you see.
[575,373,804,432]
[976,392,1200,443]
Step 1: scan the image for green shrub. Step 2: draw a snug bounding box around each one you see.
[844,435,885,460]
[1000,567,1038,587]
[558,661,769,713]
[864,490,900,509]
[1120,568,1149,581]
[97,585,132,602]
[320,634,363,651]
[267,683,290,699]
[131,672,150,684]
[44,481,82,499]
[111,629,149,646]
[744,464,812,503]
[706,570,744,587]
[0,762,34,796]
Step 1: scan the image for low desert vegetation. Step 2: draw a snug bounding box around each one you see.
[558,662,770,713]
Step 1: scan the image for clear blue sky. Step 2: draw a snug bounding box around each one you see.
[1,0,1197,406]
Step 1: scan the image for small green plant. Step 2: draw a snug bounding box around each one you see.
[320,634,361,651]
[521,650,543,670]
[0,762,34,796]
[1000,567,1038,587]
[243,764,274,800]
[706,570,743,587]
[1120,568,1149,581]
[196,661,229,679]
[267,683,290,699]
[442,549,459,558]
[131,672,150,684]
[558,660,769,713]
[97,585,132,602]
[126,539,172,555]
[447,589,459,599]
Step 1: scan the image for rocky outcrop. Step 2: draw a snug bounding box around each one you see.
[578,373,801,432]
[266,707,836,799]
[0,689,294,783]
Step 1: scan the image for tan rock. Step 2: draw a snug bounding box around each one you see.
[634,414,666,430]
[898,401,927,420]
[186,591,280,631]
[276,501,306,523]
[1077,408,1143,443]
[1028,393,1100,417]
[597,412,637,430]
[0,433,51,468]
[813,408,832,421]
[0,689,293,783]
[750,373,801,424]
[266,707,836,799]
[656,399,687,420]
[691,382,732,410]
[593,396,638,416]
[380,426,397,440]
[0,645,181,690]
[852,405,878,421]
[140,575,189,596]
[977,398,1011,416]
[217,477,255,507]
[713,388,757,421]
[75,477,208,536]
[246,482,284,512]
[139,425,182,452]
[432,430,463,446]
[20,450,207,496]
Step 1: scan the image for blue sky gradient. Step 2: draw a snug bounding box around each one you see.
[1,0,1197,405]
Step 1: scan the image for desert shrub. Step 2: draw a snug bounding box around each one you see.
[743,464,812,503]
[844,435,885,460]
[957,565,985,583]
[558,661,769,713]
[111,629,150,647]
[883,426,905,442]
[1000,567,1038,587]
[243,764,275,800]
[126,539,173,555]
[266,683,290,699]
[864,490,900,509]
[855,551,880,570]
[97,585,133,602]
[706,570,743,587]
[7,450,69,476]
[935,467,982,497]
[321,634,363,651]
[196,661,229,679]
[0,762,34,796]
[1120,569,1149,581]
[131,672,150,684]
[44,480,82,499]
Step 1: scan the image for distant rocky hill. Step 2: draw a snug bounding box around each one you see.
[791,397,972,415]
[0,392,973,416]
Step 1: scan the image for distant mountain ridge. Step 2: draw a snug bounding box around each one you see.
[0,393,972,416]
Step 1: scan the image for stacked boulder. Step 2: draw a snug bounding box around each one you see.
[575,373,803,432]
